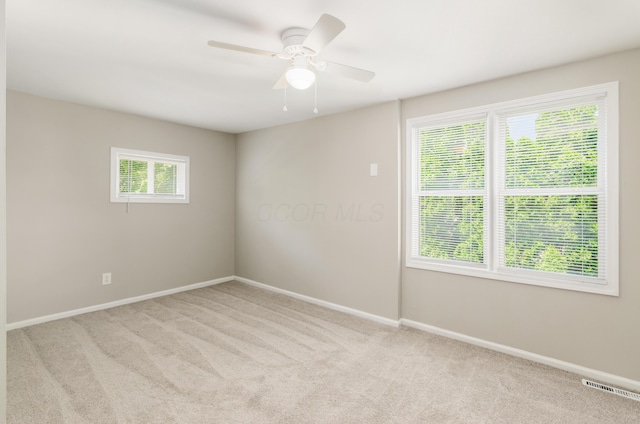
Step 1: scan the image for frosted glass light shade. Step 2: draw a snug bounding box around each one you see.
[285,67,316,90]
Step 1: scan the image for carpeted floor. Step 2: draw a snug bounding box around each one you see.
[7,281,640,423]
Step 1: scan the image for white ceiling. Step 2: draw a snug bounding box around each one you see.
[7,0,640,134]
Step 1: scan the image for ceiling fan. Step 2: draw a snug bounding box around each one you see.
[207,14,375,90]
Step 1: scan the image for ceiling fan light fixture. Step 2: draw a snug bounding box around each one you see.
[285,56,316,90]
[285,66,316,90]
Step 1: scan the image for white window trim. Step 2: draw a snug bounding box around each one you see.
[405,82,619,296]
[110,147,190,204]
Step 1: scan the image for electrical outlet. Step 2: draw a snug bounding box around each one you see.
[102,272,112,285]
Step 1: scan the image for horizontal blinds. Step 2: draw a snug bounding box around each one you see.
[119,159,148,194]
[500,195,601,277]
[497,97,606,281]
[154,162,178,194]
[418,196,484,264]
[418,118,485,191]
[502,101,602,189]
[413,116,487,265]
[117,153,186,198]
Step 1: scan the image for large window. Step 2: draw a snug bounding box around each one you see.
[110,148,189,204]
[406,83,618,295]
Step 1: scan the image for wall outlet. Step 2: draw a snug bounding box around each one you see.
[102,272,112,285]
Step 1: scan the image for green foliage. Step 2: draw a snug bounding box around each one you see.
[119,159,178,195]
[504,195,598,276]
[119,159,147,193]
[419,196,484,263]
[505,106,598,188]
[419,121,485,190]
[418,104,600,276]
[154,162,178,194]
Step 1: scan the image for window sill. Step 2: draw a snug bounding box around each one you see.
[110,196,189,204]
[406,258,618,296]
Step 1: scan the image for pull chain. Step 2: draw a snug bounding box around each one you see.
[313,80,318,114]
[283,86,288,112]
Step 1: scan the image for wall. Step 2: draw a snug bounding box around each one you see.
[236,101,401,320]
[6,91,235,323]
[1,0,7,421]
[401,48,640,381]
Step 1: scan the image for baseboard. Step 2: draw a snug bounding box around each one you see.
[400,318,640,393]
[6,276,235,331]
[8,274,638,394]
[233,275,400,328]
[232,276,640,392]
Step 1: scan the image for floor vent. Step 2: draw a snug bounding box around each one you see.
[582,379,640,402]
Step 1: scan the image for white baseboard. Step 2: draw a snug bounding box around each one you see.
[7,274,638,394]
[233,275,400,328]
[233,276,640,393]
[6,276,235,331]
[400,318,640,393]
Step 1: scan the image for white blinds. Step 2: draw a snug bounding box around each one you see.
[496,98,606,282]
[119,158,148,195]
[413,116,486,265]
[154,162,178,194]
[118,153,185,198]
[111,147,189,204]
[418,117,486,191]
[407,82,617,294]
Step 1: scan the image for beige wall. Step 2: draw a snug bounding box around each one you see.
[6,91,235,323]
[401,48,640,381]
[236,102,401,320]
[1,0,7,420]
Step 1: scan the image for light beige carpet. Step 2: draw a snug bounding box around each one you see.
[7,281,640,423]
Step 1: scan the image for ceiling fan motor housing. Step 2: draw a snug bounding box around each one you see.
[281,28,315,57]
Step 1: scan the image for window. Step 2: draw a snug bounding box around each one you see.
[406,82,618,295]
[110,148,189,203]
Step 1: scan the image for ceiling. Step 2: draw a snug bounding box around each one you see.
[7,0,640,134]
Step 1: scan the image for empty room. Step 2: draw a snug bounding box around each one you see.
[1,0,640,423]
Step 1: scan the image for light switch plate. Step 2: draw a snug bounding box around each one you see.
[370,163,378,177]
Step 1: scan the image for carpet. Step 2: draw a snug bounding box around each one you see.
[7,281,640,423]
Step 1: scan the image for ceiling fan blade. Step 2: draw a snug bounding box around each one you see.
[302,14,346,54]
[272,72,288,89]
[207,40,276,57]
[323,62,375,83]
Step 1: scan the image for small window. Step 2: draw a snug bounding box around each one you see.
[110,148,189,203]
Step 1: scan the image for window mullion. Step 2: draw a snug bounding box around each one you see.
[147,160,155,194]
[410,126,421,259]
[488,110,498,273]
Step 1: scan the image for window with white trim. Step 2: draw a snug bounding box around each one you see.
[406,82,618,295]
[110,148,189,204]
